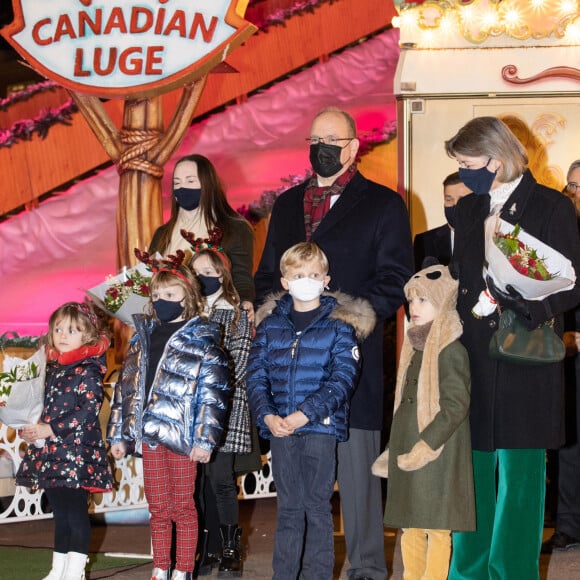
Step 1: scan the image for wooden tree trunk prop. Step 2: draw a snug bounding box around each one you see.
[116,97,164,269]
[70,77,207,269]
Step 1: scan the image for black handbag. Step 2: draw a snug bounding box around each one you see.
[489,309,565,365]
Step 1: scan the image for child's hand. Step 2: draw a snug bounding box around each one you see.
[264,414,294,437]
[283,411,308,431]
[20,423,53,445]
[110,442,127,460]
[190,447,211,463]
[241,301,255,324]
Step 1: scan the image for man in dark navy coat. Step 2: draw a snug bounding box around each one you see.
[413,172,471,270]
[254,106,413,580]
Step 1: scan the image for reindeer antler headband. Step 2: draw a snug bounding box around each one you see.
[180,227,231,270]
[134,248,193,287]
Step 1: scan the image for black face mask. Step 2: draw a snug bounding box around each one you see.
[309,143,344,178]
[197,275,222,297]
[444,205,456,229]
[174,187,201,211]
[458,159,496,195]
[153,299,184,322]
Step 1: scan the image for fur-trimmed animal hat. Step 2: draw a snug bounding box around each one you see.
[404,263,458,314]
[372,263,464,478]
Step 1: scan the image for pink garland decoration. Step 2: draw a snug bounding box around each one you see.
[0,99,78,149]
[0,80,59,111]
[248,0,337,32]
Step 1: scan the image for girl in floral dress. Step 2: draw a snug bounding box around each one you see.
[17,302,113,580]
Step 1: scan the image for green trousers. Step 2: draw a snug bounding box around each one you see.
[449,449,545,580]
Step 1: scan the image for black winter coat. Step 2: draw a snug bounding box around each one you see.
[254,171,413,430]
[452,170,580,450]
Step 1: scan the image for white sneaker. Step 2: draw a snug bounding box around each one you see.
[170,571,191,580]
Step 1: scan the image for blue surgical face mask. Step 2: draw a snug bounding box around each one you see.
[153,298,184,322]
[458,158,496,195]
[197,274,222,297]
[174,187,201,211]
[444,205,456,229]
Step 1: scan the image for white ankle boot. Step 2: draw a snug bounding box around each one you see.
[62,552,88,580]
[41,552,67,580]
[152,568,169,580]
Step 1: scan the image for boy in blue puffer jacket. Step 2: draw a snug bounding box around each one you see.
[247,242,375,580]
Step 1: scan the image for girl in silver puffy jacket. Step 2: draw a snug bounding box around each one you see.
[107,260,231,580]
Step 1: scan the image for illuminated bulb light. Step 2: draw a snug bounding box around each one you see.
[392,16,401,28]
[400,10,418,27]
[420,29,436,47]
[481,10,499,28]
[439,16,454,34]
[504,9,522,26]
[460,5,475,22]
[531,0,546,7]
[559,0,578,15]
[566,21,580,41]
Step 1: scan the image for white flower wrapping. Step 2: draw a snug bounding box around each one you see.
[0,348,46,429]
[86,260,156,327]
[472,216,577,317]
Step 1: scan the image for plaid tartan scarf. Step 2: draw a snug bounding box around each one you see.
[303,164,357,240]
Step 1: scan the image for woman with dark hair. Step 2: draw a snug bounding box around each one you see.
[149,154,255,316]
[444,117,580,580]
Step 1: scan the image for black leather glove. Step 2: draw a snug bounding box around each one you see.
[486,275,534,328]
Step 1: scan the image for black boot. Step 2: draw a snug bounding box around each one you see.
[195,528,220,577]
[218,524,242,577]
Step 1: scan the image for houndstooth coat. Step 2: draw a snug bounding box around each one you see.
[207,302,253,453]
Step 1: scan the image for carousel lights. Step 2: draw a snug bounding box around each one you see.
[395,0,580,45]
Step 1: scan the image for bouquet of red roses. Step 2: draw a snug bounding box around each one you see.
[485,216,575,300]
[472,216,576,318]
[494,223,553,282]
[86,260,155,326]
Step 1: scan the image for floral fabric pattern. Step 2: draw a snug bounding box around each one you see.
[16,355,113,492]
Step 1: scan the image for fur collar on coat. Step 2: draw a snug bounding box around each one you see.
[255,291,376,341]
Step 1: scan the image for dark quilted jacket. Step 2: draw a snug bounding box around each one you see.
[247,293,374,442]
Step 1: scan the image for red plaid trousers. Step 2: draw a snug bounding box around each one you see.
[142,443,199,571]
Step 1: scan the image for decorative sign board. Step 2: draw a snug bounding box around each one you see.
[0,0,256,98]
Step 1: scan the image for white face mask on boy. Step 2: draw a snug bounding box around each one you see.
[285,278,325,302]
